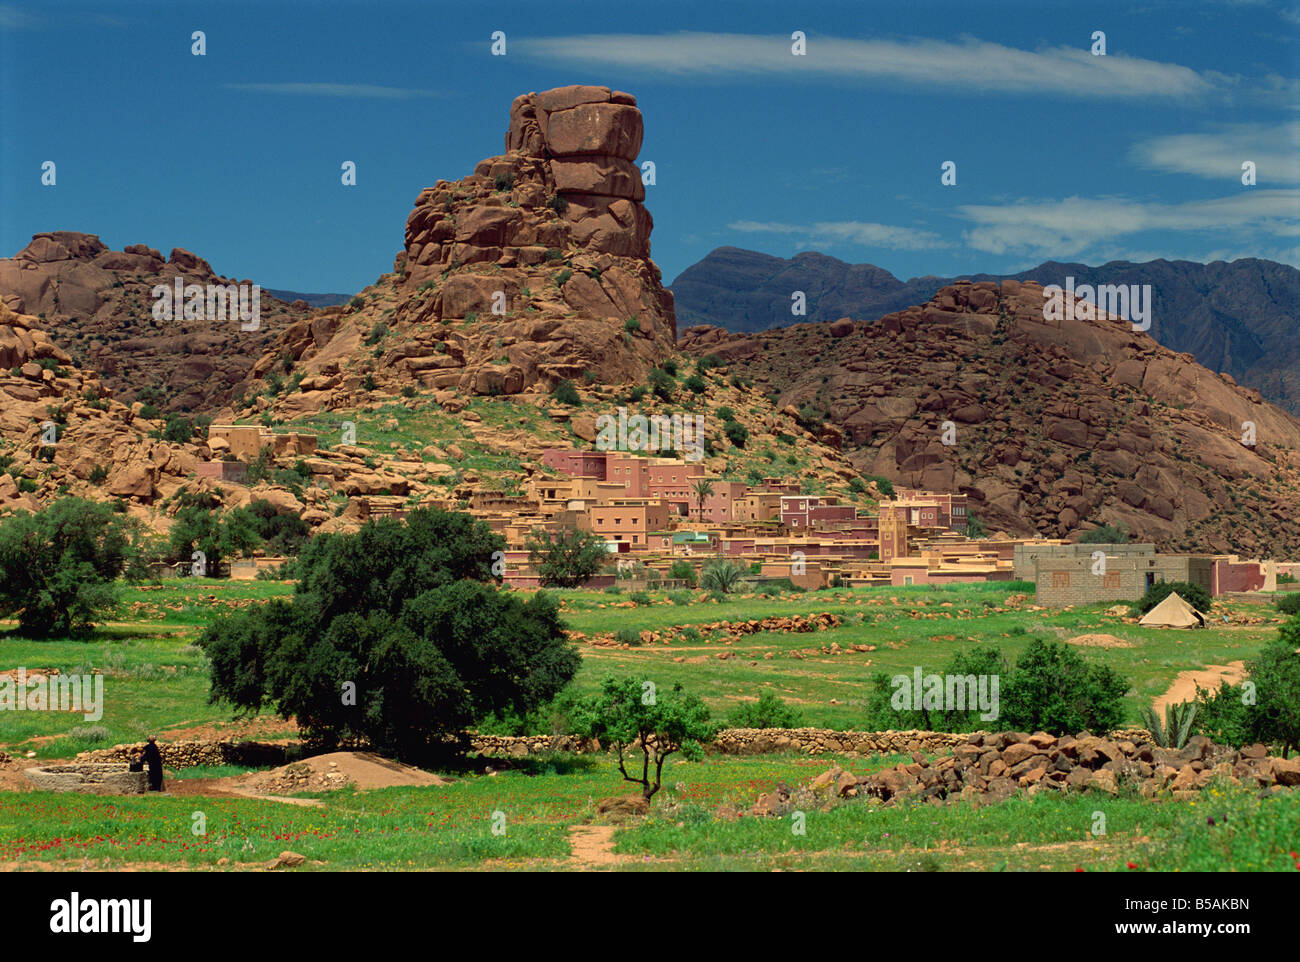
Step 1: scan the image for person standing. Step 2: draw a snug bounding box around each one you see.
[142,736,164,792]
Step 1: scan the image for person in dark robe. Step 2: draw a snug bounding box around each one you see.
[142,736,164,792]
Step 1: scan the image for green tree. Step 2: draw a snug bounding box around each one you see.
[526,526,609,588]
[727,690,804,729]
[168,492,261,575]
[199,508,575,761]
[999,637,1129,734]
[572,677,714,801]
[668,559,697,587]
[0,497,134,636]
[966,515,988,538]
[246,499,310,556]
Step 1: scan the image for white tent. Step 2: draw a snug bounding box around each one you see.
[1139,591,1207,629]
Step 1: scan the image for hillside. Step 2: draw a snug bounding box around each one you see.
[0,233,309,413]
[680,279,1300,556]
[670,248,1300,415]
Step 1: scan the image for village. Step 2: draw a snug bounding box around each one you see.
[195,421,1288,610]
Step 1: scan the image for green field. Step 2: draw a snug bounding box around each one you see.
[1,579,1293,871]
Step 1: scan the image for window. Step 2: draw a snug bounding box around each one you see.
[1051,571,1070,588]
[1103,572,1121,589]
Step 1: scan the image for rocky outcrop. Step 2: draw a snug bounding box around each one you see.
[0,232,307,412]
[681,279,1300,555]
[258,85,676,414]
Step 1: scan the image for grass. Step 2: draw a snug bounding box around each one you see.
[2,752,1293,871]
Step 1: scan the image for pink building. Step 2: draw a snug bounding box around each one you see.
[541,449,609,480]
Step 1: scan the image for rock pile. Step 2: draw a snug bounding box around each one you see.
[752,732,1300,814]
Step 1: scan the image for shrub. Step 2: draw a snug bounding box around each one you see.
[365,321,388,346]
[701,559,746,594]
[1277,594,1300,616]
[723,420,749,448]
[1130,580,1212,617]
[999,638,1129,734]
[571,677,714,801]
[866,475,895,497]
[1140,700,1198,749]
[668,560,697,587]
[624,316,640,333]
[1079,523,1130,544]
[88,464,109,485]
[727,691,804,730]
[200,508,576,761]
[683,374,707,394]
[162,415,194,443]
[554,268,572,287]
[648,367,675,401]
[350,295,365,310]
[716,406,735,421]
[668,590,693,606]
[615,628,643,646]
[525,527,609,588]
[546,195,568,214]
[551,379,581,406]
[1197,618,1300,756]
[629,590,652,607]
[168,492,262,574]
[493,171,515,191]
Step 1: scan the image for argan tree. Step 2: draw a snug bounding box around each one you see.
[526,526,609,588]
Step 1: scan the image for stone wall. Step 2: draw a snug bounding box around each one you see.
[24,763,147,795]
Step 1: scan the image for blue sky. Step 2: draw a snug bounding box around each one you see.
[2,0,1297,294]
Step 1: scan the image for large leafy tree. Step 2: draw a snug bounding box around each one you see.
[0,497,134,636]
[525,526,609,588]
[199,508,578,761]
[572,676,714,801]
[999,637,1129,734]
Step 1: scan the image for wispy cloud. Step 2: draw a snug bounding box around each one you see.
[729,219,948,250]
[957,190,1300,260]
[1131,121,1300,183]
[224,83,441,99]
[0,4,40,28]
[517,32,1213,99]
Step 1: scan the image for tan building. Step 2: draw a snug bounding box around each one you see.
[1015,543,1212,607]
[734,491,783,523]
[590,500,674,549]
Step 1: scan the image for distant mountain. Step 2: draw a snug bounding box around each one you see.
[671,248,1300,415]
[265,289,353,308]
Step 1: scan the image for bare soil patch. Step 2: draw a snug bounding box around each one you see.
[1066,633,1134,649]
[1154,662,1246,713]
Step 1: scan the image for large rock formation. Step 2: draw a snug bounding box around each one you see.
[681,279,1300,555]
[255,85,676,415]
[671,248,1300,416]
[0,232,306,412]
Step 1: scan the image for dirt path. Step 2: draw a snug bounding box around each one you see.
[566,825,624,868]
[1153,661,1246,713]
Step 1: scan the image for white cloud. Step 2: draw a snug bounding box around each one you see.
[729,219,948,250]
[957,190,1300,260]
[1131,121,1300,183]
[224,83,440,99]
[517,32,1213,99]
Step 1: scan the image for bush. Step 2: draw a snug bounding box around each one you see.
[648,367,675,401]
[546,195,568,214]
[1131,580,1212,616]
[162,415,194,443]
[723,420,749,448]
[629,590,652,607]
[668,560,697,587]
[615,628,643,646]
[1079,523,1129,544]
[493,171,515,191]
[1277,594,1300,616]
[668,590,693,606]
[1197,618,1300,756]
[365,321,388,346]
[246,499,311,556]
[0,497,135,636]
[683,374,707,394]
[551,379,581,406]
[701,559,746,594]
[168,492,261,574]
[716,406,734,422]
[199,508,575,761]
[727,691,803,729]
[624,316,640,333]
[525,527,609,588]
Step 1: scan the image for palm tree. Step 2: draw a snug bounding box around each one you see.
[691,478,715,522]
[701,558,745,594]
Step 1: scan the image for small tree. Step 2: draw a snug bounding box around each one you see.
[1198,618,1300,757]
[691,478,714,522]
[168,492,261,575]
[668,559,697,587]
[526,526,609,588]
[0,497,134,636]
[572,677,714,801]
[999,637,1128,734]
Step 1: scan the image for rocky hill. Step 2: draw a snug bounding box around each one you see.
[0,232,308,413]
[680,279,1300,556]
[241,84,677,420]
[671,248,1300,416]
